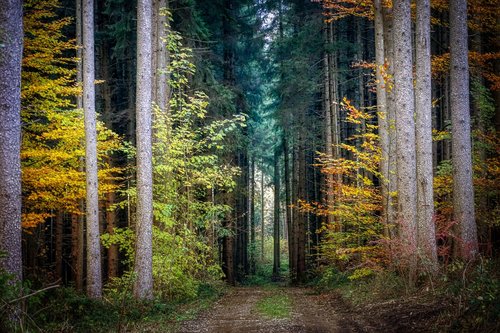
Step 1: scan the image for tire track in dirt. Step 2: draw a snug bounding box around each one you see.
[178,287,364,333]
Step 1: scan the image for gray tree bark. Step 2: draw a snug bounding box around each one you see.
[323,23,335,227]
[415,0,438,270]
[374,0,391,235]
[72,0,84,292]
[0,0,23,285]
[82,0,102,298]
[134,0,154,300]
[450,0,478,260]
[393,0,418,283]
[383,5,397,235]
[154,0,170,113]
[273,147,281,278]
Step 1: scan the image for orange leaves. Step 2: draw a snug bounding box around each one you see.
[319,0,375,20]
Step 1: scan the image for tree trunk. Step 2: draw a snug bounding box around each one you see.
[383,5,397,234]
[71,212,84,291]
[106,190,119,279]
[250,157,256,274]
[393,0,418,284]
[283,137,294,275]
[450,0,478,260]
[0,0,23,287]
[323,24,335,227]
[82,0,102,299]
[273,147,281,278]
[134,0,154,300]
[154,0,170,113]
[55,211,64,281]
[261,167,265,261]
[415,0,438,270]
[72,0,84,292]
[296,139,306,284]
[374,0,391,236]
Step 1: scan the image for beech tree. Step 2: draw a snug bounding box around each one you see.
[0,0,23,284]
[450,0,478,259]
[134,0,154,299]
[82,0,102,298]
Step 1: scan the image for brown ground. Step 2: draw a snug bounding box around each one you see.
[177,286,449,333]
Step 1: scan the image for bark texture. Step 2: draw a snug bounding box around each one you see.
[374,0,392,237]
[393,0,418,282]
[273,148,281,278]
[134,0,154,300]
[82,0,102,298]
[449,0,478,260]
[0,0,23,284]
[415,0,438,269]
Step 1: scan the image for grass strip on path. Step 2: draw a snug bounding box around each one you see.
[255,291,291,319]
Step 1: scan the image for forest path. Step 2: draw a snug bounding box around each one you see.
[177,286,367,333]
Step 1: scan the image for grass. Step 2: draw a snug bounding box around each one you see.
[255,293,291,319]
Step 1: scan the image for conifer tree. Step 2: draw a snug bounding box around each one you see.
[134,0,154,299]
[82,0,102,298]
[450,0,478,259]
[0,0,23,285]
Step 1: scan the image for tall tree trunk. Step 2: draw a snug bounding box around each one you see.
[134,0,154,300]
[450,0,478,260]
[250,157,256,274]
[323,24,335,227]
[273,147,281,278]
[393,0,418,285]
[72,0,84,291]
[82,0,102,299]
[283,137,294,274]
[296,138,306,284]
[383,5,397,234]
[374,0,391,236]
[261,167,265,261]
[0,0,23,288]
[415,0,438,270]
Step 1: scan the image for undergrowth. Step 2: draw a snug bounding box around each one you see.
[313,257,500,332]
[1,279,225,333]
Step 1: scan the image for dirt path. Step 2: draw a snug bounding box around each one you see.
[178,287,365,333]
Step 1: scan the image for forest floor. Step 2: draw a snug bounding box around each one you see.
[176,285,449,333]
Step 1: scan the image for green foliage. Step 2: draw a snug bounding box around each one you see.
[446,259,500,332]
[255,293,291,319]
[105,19,244,301]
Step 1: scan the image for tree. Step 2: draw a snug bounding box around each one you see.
[134,0,154,299]
[373,0,390,232]
[415,0,438,269]
[450,0,478,260]
[82,0,102,298]
[393,0,418,283]
[273,146,281,278]
[0,0,23,284]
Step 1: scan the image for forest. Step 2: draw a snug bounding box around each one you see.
[0,0,499,331]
